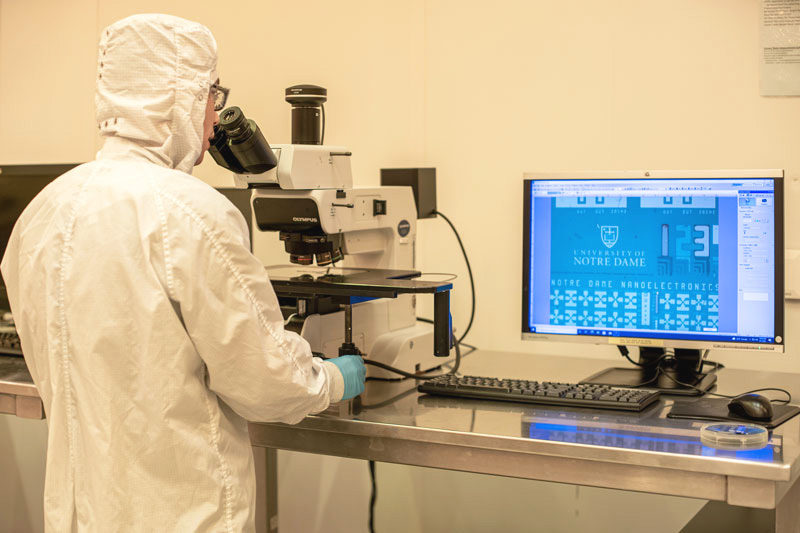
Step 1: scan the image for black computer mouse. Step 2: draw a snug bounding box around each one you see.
[727,394,774,421]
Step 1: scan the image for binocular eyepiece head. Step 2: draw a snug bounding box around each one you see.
[208,106,277,175]
[208,83,329,172]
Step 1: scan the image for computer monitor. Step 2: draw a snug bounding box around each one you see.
[0,164,79,296]
[522,170,784,395]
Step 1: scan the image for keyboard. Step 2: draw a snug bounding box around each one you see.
[418,374,661,412]
[0,327,22,355]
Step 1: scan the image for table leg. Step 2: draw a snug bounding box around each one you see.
[680,501,772,532]
[681,477,800,533]
[776,476,800,533]
[253,446,278,533]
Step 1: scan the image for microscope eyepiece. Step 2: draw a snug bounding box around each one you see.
[219,106,250,140]
[209,106,278,174]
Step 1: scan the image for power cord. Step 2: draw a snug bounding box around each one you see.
[432,210,475,344]
[363,210,473,532]
[628,366,665,388]
[362,342,462,533]
[361,326,468,530]
[320,103,326,145]
[359,386,419,408]
[617,345,669,368]
[617,346,790,403]
[416,272,458,282]
[365,341,475,382]
[660,370,792,404]
[362,332,462,380]
[368,460,376,533]
[362,210,476,380]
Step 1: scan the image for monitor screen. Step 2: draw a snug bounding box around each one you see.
[522,170,784,353]
[0,164,79,292]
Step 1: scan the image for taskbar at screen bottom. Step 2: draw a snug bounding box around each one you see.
[526,326,777,347]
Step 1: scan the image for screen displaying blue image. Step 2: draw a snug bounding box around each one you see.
[523,177,780,346]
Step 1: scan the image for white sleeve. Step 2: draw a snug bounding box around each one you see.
[163,190,344,424]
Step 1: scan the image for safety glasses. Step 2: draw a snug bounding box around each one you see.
[210,83,230,112]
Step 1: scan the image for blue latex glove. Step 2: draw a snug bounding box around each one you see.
[329,355,366,400]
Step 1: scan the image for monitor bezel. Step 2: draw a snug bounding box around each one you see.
[521,169,785,354]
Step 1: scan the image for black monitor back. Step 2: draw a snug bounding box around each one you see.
[0,164,79,296]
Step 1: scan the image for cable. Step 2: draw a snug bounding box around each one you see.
[614,347,720,394]
[320,103,326,145]
[416,317,478,353]
[365,374,405,383]
[622,347,724,375]
[368,460,376,533]
[659,371,792,404]
[701,359,725,371]
[433,210,475,344]
[365,341,475,382]
[416,272,458,282]
[359,386,419,409]
[618,346,726,389]
[363,335,461,380]
[362,211,475,381]
[617,345,669,369]
[628,366,664,388]
[619,347,791,403]
[453,343,477,357]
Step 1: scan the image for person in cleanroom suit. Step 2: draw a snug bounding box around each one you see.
[0,13,365,532]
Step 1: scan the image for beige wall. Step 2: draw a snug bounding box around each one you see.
[0,0,98,163]
[2,1,799,531]
[415,0,800,373]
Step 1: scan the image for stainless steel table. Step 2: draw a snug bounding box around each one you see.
[5,352,800,532]
[249,351,800,533]
[0,355,42,419]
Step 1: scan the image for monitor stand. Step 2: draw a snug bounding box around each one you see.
[580,347,717,396]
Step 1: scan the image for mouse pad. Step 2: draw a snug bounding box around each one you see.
[667,398,800,429]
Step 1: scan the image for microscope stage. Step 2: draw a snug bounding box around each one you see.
[266,265,453,300]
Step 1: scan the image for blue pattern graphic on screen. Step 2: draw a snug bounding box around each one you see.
[549,197,719,332]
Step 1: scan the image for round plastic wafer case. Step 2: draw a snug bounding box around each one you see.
[700,423,769,450]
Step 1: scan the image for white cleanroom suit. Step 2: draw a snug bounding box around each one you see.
[0,14,346,532]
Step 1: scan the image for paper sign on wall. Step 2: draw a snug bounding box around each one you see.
[761,0,800,96]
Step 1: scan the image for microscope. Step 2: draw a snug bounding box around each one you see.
[209,85,452,378]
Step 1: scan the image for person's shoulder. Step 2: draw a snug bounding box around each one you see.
[158,170,237,214]
[156,169,249,239]
[16,162,97,219]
